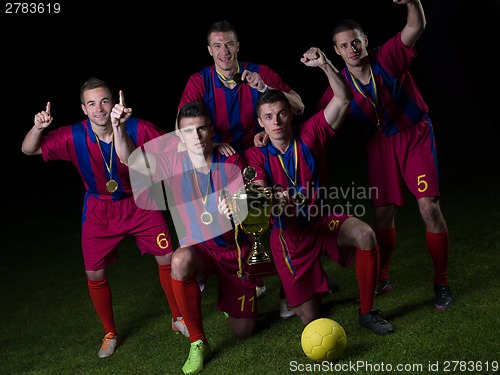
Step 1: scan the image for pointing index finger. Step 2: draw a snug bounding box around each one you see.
[119,90,125,107]
[46,101,51,115]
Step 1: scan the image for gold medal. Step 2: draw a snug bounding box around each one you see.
[292,192,306,206]
[93,130,117,194]
[193,162,213,225]
[201,210,213,225]
[106,179,118,193]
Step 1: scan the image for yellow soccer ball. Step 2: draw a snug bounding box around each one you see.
[301,318,347,362]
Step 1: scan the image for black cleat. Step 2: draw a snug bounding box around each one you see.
[327,275,340,294]
[375,279,393,296]
[359,309,394,335]
[434,283,455,309]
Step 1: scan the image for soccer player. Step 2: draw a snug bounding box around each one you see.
[178,19,304,155]
[20,77,182,358]
[178,19,305,317]
[317,0,454,309]
[244,47,394,335]
[120,101,256,375]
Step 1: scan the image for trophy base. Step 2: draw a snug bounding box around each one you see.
[244,260,277,280]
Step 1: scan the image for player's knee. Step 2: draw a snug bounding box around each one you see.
[419,199,444,224]
[170,252,194,280]
[354,224,377,250]
[230,318,256,338]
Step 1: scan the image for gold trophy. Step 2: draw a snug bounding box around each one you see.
[229,166,277,279]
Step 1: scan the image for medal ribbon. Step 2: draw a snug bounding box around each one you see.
[276,139,298,276]
[278,215,296,276]
[192,164,212,208]
[216,64,240,84]
[234,224,244,280]
[93,131,114,179]
[349,67,381,129]
[277,138,298,187]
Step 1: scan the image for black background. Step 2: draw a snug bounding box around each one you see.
[2,0,499,212]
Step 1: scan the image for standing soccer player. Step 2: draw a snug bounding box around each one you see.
[21,77,182,358]
[178,19,304,155]
[317,0,454,309]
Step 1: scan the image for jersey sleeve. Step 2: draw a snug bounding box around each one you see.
[40,125,75,162]
[258,65,292,93]
[136,119,166,145]
[299,111,335,152]
[178,73,205,111]
[243,147,268,186]
[376,32,417,77]
[317,86,334,111]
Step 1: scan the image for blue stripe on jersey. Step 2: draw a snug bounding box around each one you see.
[347,59,426,138]
[212,154,230,247]
[372,61,425,130]
[259,136,321,230]
[298,138,320,189]
[73,120,132,201]
[179,157,203,243]
[73,121,98,194]
[245,62,262,139]
[423,114,438,177]
[125,117,139,144]
[225,84,244,152]
[82,192,90,226]
[200,67,219,141]
[178,156,231,247]
[200,63,261,154]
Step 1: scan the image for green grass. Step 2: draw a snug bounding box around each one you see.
[2,156,499,375]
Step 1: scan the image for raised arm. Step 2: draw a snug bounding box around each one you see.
[21,101,53,155]
[395,0,426,47]
[241,69,305,116]
[283,89,305,116]
[111,90,138,165]
[301,47,353,131]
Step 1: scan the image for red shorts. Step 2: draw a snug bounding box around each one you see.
[367,120,441,207]
[194,240,257,318]
[270,213,352,307]
[82,195,173,271]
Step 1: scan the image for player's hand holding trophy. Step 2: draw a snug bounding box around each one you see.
[222,166,279,279]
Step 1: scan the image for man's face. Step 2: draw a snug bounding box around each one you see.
[333,29,369,68]
[257,101,293,143]
[81,87,114,127]
[207,31,239,74]
[178,116,214,156]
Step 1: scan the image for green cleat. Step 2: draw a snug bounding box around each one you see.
[182,339,211,375]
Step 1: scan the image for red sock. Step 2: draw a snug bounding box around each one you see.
[88,277,116,335]
[356,247,379,315]
[374,227,395,282]
[158,264,181,321]
[426,231,449,285]
[171,277,206,344]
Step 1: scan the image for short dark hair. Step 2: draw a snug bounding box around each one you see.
[206,20,238,44]
[79,77,112,104]
[332,19,364,46]
[256,89,290,117]
[177,101,212,128]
